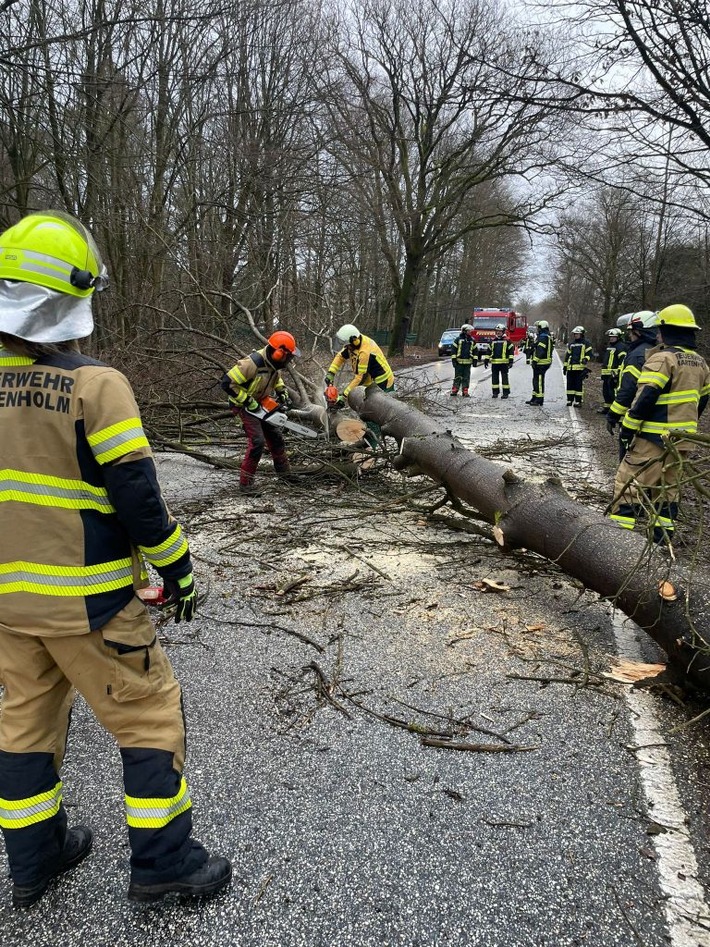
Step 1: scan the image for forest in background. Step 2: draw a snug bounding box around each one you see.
[2,0,710,392]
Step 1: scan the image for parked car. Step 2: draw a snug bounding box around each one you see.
[438,328,460,357]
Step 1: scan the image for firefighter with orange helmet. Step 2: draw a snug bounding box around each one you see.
[0,211,231,906]
[222,330,300,494]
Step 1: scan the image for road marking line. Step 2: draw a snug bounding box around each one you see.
[573,409,710,945]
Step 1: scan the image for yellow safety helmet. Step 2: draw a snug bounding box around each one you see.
[657,304,699,330]
[0,210,108,298]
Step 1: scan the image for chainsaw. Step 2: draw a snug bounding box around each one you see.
[325,383,344,411]
[246,394,318,438]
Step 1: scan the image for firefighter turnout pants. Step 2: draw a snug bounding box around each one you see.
[530,365,548,404]
[0,597,207,887]
[452,360,472,394]
[609,437,683,543]
[565,368,587,405]
[234,407,289,487]
[491,364,510,397]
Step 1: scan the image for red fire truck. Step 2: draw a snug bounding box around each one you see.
[470,308,528,346]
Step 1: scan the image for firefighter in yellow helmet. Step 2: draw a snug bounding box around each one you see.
[0,211,231,906]
[610,304,710,543]
[324,323,395,448]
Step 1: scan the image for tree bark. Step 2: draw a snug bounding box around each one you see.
[349,386,710,692]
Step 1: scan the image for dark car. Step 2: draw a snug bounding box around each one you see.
[438,328,461,357]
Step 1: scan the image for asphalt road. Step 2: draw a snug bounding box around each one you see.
[1,353,709,947]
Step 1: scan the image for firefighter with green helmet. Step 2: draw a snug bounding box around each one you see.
[610,304,710,543]
[0,211,231,906]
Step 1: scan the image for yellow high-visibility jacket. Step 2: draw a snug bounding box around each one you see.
[0,344,191,636]
[224,349,286,407]
[328,335,394,397]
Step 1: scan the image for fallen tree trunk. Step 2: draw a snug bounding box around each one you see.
[350,387,710,692]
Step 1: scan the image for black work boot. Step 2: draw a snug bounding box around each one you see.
[239,482,262,496]
[501,392,509,399]
[128,855,232,903]
[13,826,93,908]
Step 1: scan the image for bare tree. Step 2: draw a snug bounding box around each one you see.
[318,0,562,355]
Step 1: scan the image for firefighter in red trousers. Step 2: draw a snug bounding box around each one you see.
[0,211,231,907]
[222,331,300,495]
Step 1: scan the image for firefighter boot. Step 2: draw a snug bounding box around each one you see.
[13,826,94,908]
[450,387,458,397]
[462,388,470,398]
[128,855,233,903]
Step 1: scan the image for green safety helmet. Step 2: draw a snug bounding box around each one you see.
[0,210,108,298]
[657,304,699,330]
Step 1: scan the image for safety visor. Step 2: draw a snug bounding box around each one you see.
[49,209,109,292]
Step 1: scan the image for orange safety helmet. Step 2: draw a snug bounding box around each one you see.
[267,330,301,363]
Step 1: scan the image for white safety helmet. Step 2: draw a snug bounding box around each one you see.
[572,325,584,334]
[628,310,657,332]
[461,323,473,332]
[336,323,361,344]
[495,323,505,331]
[535,320,549,329]
[606,328,622,338]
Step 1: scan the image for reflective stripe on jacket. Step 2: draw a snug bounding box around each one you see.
[608,337,654,419]
[0,345,190,636]
[490,339,514,365]
[531,333,553,366]
[601,344,625,377]
[564,339,592,370]
[327,334,394,396]
[621,345,710,445]
[453,335,475,363]
[225,349,285,407]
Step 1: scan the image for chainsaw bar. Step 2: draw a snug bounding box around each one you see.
[246,406,318,438]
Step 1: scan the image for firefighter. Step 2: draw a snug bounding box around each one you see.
[0,211,231,906]
[606,310,658,460]
[523,327,536,364]
[489,323,515,398]
[324,324,395,448]
[222,331,300,495]
[609,304,710,543]
[598,328,625,414]
[563,325,593,406]
[526,320,553,406]
[450,323,475,397]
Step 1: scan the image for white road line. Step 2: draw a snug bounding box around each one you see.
[570,401,710,947]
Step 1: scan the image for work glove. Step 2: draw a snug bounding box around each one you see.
[335,394,346,408]
[324,372,335,386]
[606,416,618,436]
[276,389,292,411]
[245,396,260,412]
[162,573,198,623]
[619,429,634,455]
[562,367,567,375]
